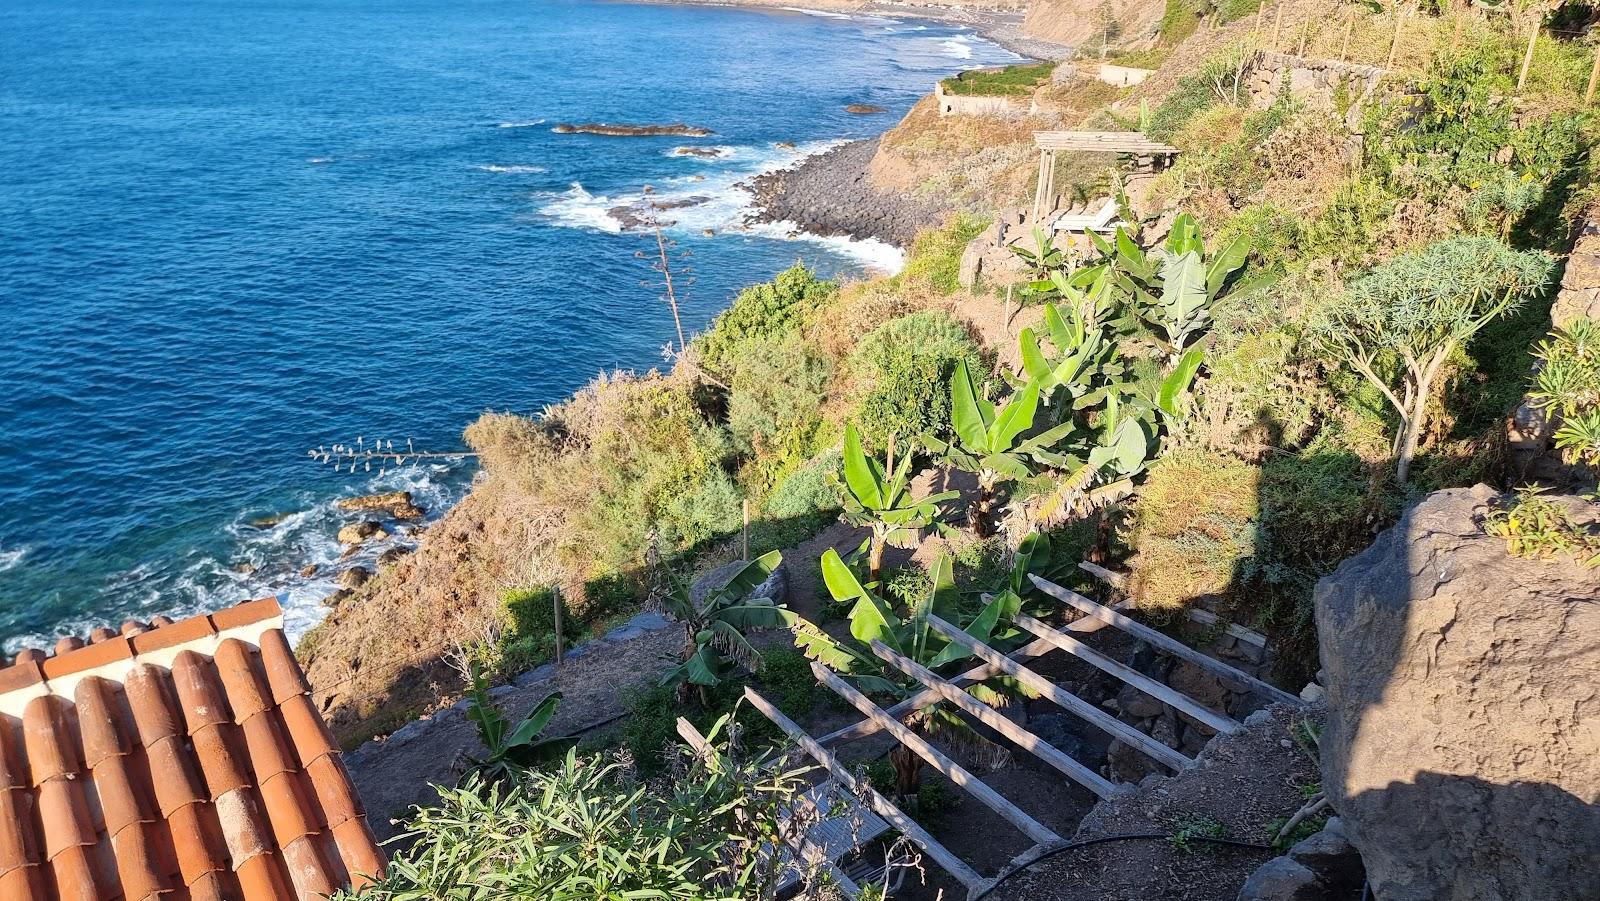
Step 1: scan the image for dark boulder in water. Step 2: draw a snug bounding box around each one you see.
[552,122,713,137]
[845,103,887,114]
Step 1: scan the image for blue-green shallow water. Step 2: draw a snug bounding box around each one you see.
[0,0,1015,647]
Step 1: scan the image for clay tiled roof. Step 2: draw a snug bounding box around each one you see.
[0,598,385,900]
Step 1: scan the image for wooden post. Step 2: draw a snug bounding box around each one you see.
[553,585,564,668]
[744,688,989,893]
[1253,0,1266,34]
[1516,17,1540,94]
[868,640,1117,798]
[1004,284,1013,337]
[1012,615,1243,736]
[810,662,1062,848]
[1027,574,1306,706]
[1385,3,1404,69]
[1271,3,1285,51]
[742,499,750,562]
[1587,43,1600,105]
[1297,17,1310,56]
[925,616,1191,772]
[1339,10,1355,62]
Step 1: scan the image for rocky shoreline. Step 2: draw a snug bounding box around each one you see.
[744,137,944,248]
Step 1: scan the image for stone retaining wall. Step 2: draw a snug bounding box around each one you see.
[935,82,1035,118]
[1246,51,1386,131]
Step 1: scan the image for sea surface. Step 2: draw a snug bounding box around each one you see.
[0,0,1015,649]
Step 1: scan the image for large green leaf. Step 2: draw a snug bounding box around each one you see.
[990,379,1040,451]
[1158,251,1207,345]
[712,550,783,607]
[505,691,563,751]
[841,424,883,511]
[927,589,1020,668]
[1157,348,1205,418]
[820,548,869,603]
[1019,328,1052,381]
[950,358,992,450]
[716,601,789,630]
[1206,232,1250,297]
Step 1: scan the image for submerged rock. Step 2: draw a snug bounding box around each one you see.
[672,145,725,157]
[552,122,713,137]
[339,566,374,589]
[336,490,424,521]
[606,195,712,232]
[845,103,887,114]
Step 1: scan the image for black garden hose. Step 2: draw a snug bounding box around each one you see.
[969,832,1275,901]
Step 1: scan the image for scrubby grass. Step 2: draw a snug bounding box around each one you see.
[940,61,1058,97]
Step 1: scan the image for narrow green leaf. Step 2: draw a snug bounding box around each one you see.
[841,424,883,510]
[950,358,992,449]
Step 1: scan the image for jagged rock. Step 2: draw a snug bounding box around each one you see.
[322,589,353,608]
[1315,485,1600,901]
[690,558,787,607]
[378,547,412,566]
[339,566,374,589]
[1236,857,1321,901]
[231,561,256,575]
[845,103,887,114]
[1117,684,1165,719]
[300,564,318,578]
[337,491,425,521]
[337,520,385,545]
[552,122,712,137]
[1298,682,1325,703]
[1287,818,1364,892]
[248,513,289,529]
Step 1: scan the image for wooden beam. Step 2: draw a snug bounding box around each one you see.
[809,663,1062,848]
[743,688,989,893]
[675,718,861,898]
[1028,575,1305,707]
[1012,614,1242,736]
[926,616,1190,772]
[868,640,1117,799]
[1076,561,1268,648]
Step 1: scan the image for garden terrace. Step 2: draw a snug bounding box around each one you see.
[737,574,1305,900]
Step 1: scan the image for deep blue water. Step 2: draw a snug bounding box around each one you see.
[0,0,1014,647]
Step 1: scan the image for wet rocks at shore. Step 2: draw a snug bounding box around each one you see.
[672,145,726,157]
[552,122,713,137]
[744,137,943,248]
[337,520,387,545]
[607,195,713,231]
[337,490,425,520]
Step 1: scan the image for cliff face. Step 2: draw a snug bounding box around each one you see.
[1022,0,1165,47]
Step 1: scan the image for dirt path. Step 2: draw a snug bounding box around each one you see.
[345,612,681,839]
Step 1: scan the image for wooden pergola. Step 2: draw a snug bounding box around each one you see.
[1031,131,1181,222]
[724,571,1302,899]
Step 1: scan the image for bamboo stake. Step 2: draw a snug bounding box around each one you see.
[1271,3,1285,51]
[1339,10,1355,62]
[1297,17,1310,57]
[1385,3,1404,69]
[1254,0,1266,34]
[1587,43,1600,105]
[553,585,564,667]
[742,499,749,562]
[810,662,1062,847]
[744,688,988,892]
[1516,17,1540,94]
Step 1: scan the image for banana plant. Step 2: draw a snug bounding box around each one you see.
[1017,302,1120,404]
[922,360,1074,536]
[659,550,789,705]
[789,551,1020,797]
[463,662,565,786]
[838,424,957,583]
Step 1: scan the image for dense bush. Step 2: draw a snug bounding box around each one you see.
[848,310,985,451]
[498,586,574,673]
[694,263,836,374]
[940,61,1057,97]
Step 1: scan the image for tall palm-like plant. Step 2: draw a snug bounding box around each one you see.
[838,424,957,582]
[922,360,1074,536]
[659,550,789,704]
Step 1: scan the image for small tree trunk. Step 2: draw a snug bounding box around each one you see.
[1395,412,1422,484]
[869,530,887,584]
[890,742,924,802]
[970,478,996,537]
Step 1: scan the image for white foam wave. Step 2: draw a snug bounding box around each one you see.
[782,6,854,18]
[307,157,334,164]
[536,183,624,234]
[496,119,545,128]
[940,36,974,59]
[0,545,26,573]
[476,164,547,173]
[746,219,905,275]
[664,145,742,160]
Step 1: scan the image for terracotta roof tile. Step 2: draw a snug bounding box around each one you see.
[0,599,384,899]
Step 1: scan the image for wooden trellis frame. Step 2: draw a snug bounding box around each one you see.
[738,573,1304,900]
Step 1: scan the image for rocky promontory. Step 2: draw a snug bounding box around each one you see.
[744,137,944,247]
[552,122,713,137]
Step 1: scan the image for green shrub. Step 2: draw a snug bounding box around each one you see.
[662,468,743,550]
[694,263,837,374]
[1147,74,1216,143]
[727,333,832,501]
[939,62,1057,97]
[900,214,989,294]
[848,310,985,450]
[500,586,574,672]
[583,570,646,619]
[764,449,843,521]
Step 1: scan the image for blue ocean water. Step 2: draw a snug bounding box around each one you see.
[0,0,1015,647]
